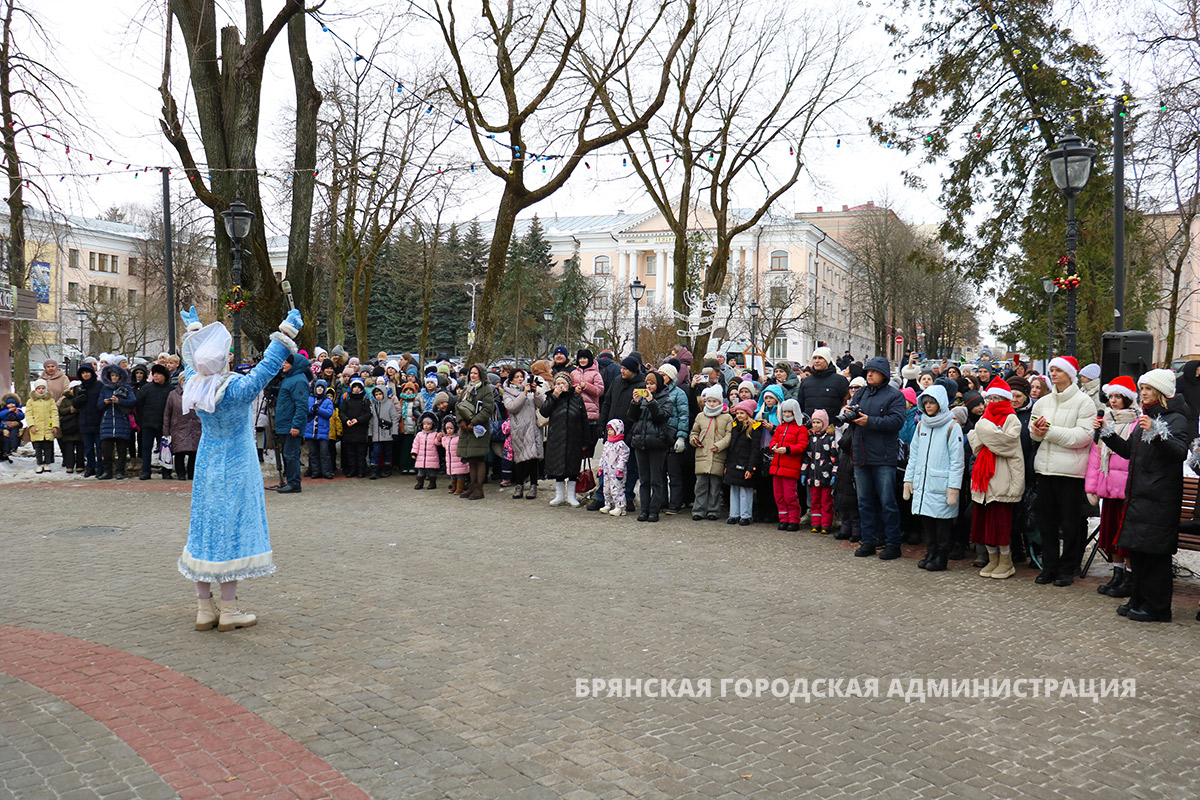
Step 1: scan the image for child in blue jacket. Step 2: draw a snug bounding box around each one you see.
[902,384,965,571]
[0,393,24,461]
[306,380,335,479]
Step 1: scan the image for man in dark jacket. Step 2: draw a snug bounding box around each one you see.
[274,353,311,493]
[589,356,645,511]
[136,364,173,479]
[73,363,104,476]
[850,356,907,560]
[798,346,850,421]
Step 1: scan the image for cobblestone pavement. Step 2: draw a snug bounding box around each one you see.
[3,475,1200,799]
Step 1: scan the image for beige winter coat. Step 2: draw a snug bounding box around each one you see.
[967,413,1025,504]
[1030,382,1095,479]
[689,411,733,475]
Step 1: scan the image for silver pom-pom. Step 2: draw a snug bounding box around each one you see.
[1146,415,1172,442]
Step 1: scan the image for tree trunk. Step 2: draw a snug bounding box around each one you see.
[286,11,320,351]
[467,187,521,364]
[693,244,731,357]
[1,0,29,391]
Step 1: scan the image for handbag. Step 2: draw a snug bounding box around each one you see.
[576,458,597,496]
[158,435,174,469]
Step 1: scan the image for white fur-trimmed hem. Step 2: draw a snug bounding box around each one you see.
[269,331,299,354]
[178,549,275,583]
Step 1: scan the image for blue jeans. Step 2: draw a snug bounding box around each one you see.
[854,464,901,547]
[282,433,302,489]
[729,485,754,520]
[81,430,100,473]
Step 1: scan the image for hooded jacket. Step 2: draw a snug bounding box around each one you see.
[629,383,673,451]
[275,354,312,435]
[454,366,495,460]
[600,366,643,431]
[850,357,906,467]
[502,381,544,463]
[1177,360,1200,439]
[674,346,694,387]
[136,378,172,430]
[306,384,335,440]
[97,364,137,440]
[57,391,81,440]
[723,416,761,487]
[74,369,104,433]
[1029,381,1095,479]
[903,385,964,519]
[570,358,605,421]
[767,398,809,479]
[368,390,399,441]
[768,362,801,402]
[339,385,372,444]
[1102,394,1190,554]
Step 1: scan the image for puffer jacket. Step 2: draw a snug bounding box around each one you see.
[850,357,906,467]
[723,419,761,487]
[97,365,136,440]
[275,354,312,434]
[411,429,441,470]
[57,392,80,440]
[1030,382,1095,479]
[24,394,59,442]
[1084,407,1137,501]
[903,385,964,519]
[74,372,104,433]
[369,394,398,441]
[540,388,590,479]
[802,431,836,487]
[767,401,809,479]
[967,411,1026,504]
[162,385,202,452]
[339,391,372,444]
[306,394,334,439]
[689,411,732,475]
[798,362,849,419]
[454,372,495,460]
[629,387,673,451]
[663,383,689,444]
[503,383,544,463]
[571,360,605,421]
[443,433,470,475]
[1102,394,1190,555]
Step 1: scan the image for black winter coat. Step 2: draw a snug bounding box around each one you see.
[74,374,104,433]
[1102,395,1190,555]
[798,365,849,420]
[723,420,761,487]
[850,371,906,466]
[629,389,672,451]
[541,389,589,479]
[136,381,172,429]
[601,372,642,430]
[833,433,857,511]
[339,393,372,443]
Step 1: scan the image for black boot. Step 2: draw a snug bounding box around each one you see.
[369,468,378,480]
[1098,565,1124,595]
[1107,568,1134,598]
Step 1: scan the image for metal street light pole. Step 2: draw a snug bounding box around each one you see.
[629,279,646,354]
[543,307,554,359]
[1044,126,1096,359]
[77,309,87,362]
[1041,277,1059,368]
[220,194,254,366]
[749,301,760,375]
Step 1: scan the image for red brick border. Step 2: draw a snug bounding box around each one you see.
[0,625,369,800]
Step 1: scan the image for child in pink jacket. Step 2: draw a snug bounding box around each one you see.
[411,411,441,490]
[441,417,470,494]
[1086,375,1138,598]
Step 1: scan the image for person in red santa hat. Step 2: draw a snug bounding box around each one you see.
[967,377,1026,580]
[1085,375,1139,597]
[1028,355,1097,587]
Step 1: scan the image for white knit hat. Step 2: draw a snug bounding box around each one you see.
[1138,369,1176,399]
[657,363,678,383]
[812,346,835,365]
[701,385,724,403]
[1079,363,1101,381]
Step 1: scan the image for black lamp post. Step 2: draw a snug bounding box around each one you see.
[1044,127,1096,358]
[76,309,87,361]
[749,300,760,374]
[1041,277,1059,369]
[542,307,554,358]
[220,194,255,365]
[629,278,646,354]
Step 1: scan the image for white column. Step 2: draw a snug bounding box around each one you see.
[661,248,672,312]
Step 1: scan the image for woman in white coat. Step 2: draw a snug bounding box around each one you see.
[968,377,1026,580]
[1029,356,1097,587]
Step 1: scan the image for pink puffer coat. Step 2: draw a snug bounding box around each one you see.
[443,433,469,475]
[1084,409,1136,500]
[411,430,441,470]
[571,360,605,421]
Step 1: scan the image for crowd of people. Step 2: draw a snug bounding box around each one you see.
[8,342,1200,625]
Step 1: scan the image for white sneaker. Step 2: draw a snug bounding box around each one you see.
[610,506,626,516]
[599,504,611,514]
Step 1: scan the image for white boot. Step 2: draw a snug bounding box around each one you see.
[566,479,580,507]
[549,481,567,506]
[195,596,219,631]
[610,504,626,516]
[217,597,258,631]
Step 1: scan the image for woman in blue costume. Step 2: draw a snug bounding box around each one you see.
[176,305,303,631]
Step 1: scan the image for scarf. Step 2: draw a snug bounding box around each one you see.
[970,400,1013,494]
[1099,406,1138,474]
[606,432,624,443]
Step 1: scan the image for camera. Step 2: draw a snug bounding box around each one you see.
[836,405,863,425]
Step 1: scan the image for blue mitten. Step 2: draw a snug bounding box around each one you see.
[279,309,304,338]
[180,305,201,332]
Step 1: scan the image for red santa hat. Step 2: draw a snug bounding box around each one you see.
[983,376,1013,401]
[1102,375,1138,402]
[1048,355,1079,381]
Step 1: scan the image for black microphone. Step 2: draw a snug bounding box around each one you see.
[1094,410,1105,444]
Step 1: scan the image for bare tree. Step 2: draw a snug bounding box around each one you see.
[158,0,320,351]
[589,0,865,354]
[0,0,79,390]
[434,0,698,365]
[127,199,217,330]
[841,204,920,356]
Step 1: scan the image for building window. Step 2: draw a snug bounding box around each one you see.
[645,254,657,276]
[69,249,80,268]
[770,284,787,307]
[88,284,96,302]
[593,293,608,310]
[128,289,137,304]
[98,254,108,272]
[68,282,79,302]
[594,255,611,275]
[111,255,119,273]
[770,250,789,271]
[128,257,138,276]
[89,252,96,271]
[769,336,788,360]
[645,289,656,305]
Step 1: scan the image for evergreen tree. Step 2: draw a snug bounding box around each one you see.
[552,245,595,349]
[497,216,560,361]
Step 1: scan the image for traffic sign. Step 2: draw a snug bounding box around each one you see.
[894,335,903,345]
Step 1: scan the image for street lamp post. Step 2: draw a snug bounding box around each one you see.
[1044,126,1096,358]
[1041,277,1059,369]
[543,307,554,358]
[76,309,87,364]
[749,301,760,375]
[220,194,255,366]
[629,279,646,354]
[465,280,482,358]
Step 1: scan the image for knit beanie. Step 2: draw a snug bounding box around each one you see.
[1138,369,1176,399]
[734,398,758,417]
[433,391,449,407]
[621,355,640,372]
[1080,363,1101,381]
[701,385,724,403]
[812,346,835,365]
[1007,375,1031,398]
[658,363,678,383]
[901,387,918,406]
[812,409,830,426]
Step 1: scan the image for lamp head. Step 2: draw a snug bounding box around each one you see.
[629,278,646,302]
[543,307,553,322]
[221,193,254,241]
[1041,277,1058,295]
[1044,128,1096,198]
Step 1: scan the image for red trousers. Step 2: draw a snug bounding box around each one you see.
[810,486,834,528]
[773,476,800,523]
[1097,498,1128,561]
